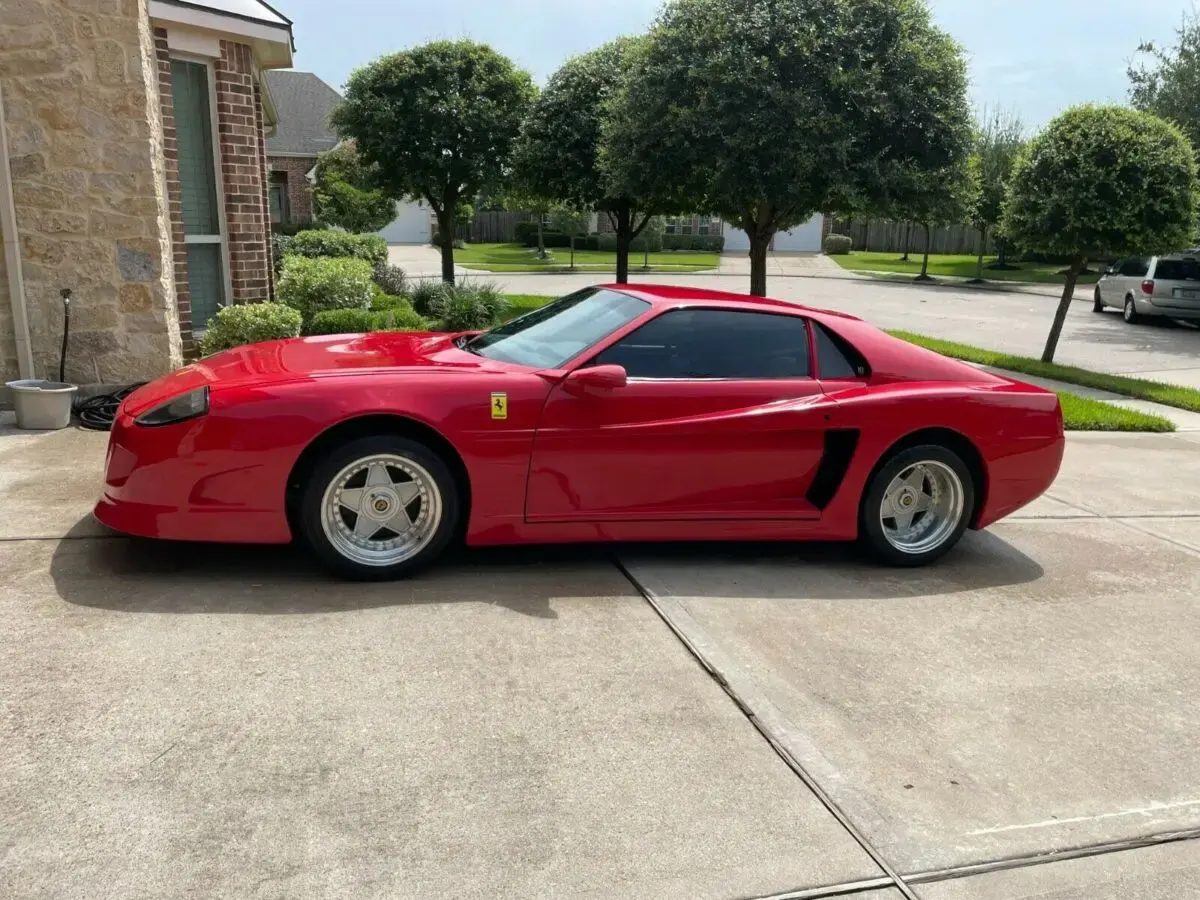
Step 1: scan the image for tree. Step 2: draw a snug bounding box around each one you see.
[331,40,536,284]
[549,207,592,268]
[1002,105,1199,363]
[968,107,1025,280]
[512,37,663,283]
[884,159,978,281]
[310,141,397,233]
[1128,8,1200,152]
[601,0,974,296]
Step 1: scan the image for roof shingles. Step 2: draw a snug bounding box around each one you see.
[264,70,342,157]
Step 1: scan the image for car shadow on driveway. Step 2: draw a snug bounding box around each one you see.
[52,517,1042,615]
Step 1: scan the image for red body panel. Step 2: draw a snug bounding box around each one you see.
[94,285,1065,550]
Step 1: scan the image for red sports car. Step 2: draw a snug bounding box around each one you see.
[94,284,1065,579]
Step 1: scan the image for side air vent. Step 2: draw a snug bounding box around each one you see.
[806,429,860,509]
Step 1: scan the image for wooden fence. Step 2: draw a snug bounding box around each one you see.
[830,218,995,256]
[447,211,535,243]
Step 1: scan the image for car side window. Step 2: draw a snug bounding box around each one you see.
[1121,258,1150,277]
[595,308,810,379]
[813,322,869,378]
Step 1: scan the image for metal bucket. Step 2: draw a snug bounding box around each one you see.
[5,380,78,430]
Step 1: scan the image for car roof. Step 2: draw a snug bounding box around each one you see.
[598,283,865,323]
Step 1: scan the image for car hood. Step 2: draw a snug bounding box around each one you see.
[121,330,497,417]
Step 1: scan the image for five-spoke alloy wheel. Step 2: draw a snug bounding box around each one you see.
[860,444,974,566]
[300,436,459,580]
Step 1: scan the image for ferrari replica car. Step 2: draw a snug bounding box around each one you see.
[94,285,1065,579]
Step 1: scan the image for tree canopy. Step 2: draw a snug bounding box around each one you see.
[1002,104,1199,362]
[331,40,536,283]
[1128,9,1200,152]
[968,106,1025,276]
[511,37,659,282]
[602,0,974,295]
[310,141,396,234]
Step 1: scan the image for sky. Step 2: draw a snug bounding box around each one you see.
[276,0,1196,131]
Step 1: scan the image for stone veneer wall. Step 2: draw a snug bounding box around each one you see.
[0,0,181,387]
[267,155,317,226]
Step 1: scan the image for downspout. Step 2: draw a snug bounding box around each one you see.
[0,81,35,379]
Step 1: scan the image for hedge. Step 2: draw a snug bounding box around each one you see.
[199,302,302,355]
[307,306,429,336]
[661,233,725,252]
[277,255,374,325]
[285,229,387,266]
[823,233,853,255]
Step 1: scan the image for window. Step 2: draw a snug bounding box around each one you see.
[269,171,290,224]
[1119,258,1150,277]
[813,322,868,378]
[464,288,650,369]
[595,308,810,379]
[171,58,227,330]
[1153,258,1200,281]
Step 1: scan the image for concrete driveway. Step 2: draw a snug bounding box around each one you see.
[2,412,1199,898]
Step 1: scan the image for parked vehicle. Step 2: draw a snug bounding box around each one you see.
[94,285,1065,579]
[1094,250,1200,323]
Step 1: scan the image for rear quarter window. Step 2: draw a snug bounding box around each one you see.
[1154,259,1200,281]
[813,322,870,378]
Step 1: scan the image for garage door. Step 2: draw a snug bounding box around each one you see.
[376,200,431,245]
[721,214,824,252]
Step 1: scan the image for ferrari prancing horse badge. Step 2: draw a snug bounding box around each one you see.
[491,392,508,420]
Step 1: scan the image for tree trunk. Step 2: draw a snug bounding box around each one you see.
[901,221,912,261]
[996,237,1009,269]
[974,226,987,281]
[536,217,545,259]
[615,205,632,284]
[1042,255,1085,363]
[569,235,575,270]
[916,223,932,280]
[437,211,456,285]
[749,232,771,296]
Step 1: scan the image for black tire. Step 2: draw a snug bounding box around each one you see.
[1093,288,1104,312]
[298,435,460,580]
[859,444,975,567]
[1123,296,1141,324]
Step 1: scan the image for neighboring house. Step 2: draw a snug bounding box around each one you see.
[596,213,828,252]
[263,69,339,227]
[1,0,293,390]
[262,70,430,244]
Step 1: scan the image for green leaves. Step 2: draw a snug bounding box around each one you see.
[311,142,396,234]
[1002,104,1199,259]
[1128,10,1200,152]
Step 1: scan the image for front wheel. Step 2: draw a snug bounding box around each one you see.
[859,445,974,567]
[299,435,460,580]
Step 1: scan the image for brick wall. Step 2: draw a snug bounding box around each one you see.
[214,40,271,303]
[267,155,317,225]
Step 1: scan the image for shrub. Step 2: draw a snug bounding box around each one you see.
[307,305,430,335]
[410,279,455,317]
[513,221,540,245]
[661,233,725,252]
[372,260,408,296]
[597,231,664,253]
[823,233,853,255]
[277,255,374,325]
[199,302,302,355]
[431,230,467,249]
[271,233,293,275]
[272,221,324,237]
[285,229,387,265]
[438,290,499,332]
[458,280,510,322]
[370,291,416,313]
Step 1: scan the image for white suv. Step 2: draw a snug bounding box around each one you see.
[1094,250,1200,324]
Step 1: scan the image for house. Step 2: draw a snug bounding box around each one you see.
[1,0,293,389]
[262,69,431,244]
[263,69,339,228]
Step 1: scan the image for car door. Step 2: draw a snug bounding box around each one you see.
[1100,259,1126,305]
[525,307,830,522]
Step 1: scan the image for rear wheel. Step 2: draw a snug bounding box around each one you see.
[859,445,974,567]
[1093,287,1105,312]
[1124,296,1141,324]
[299,435,459,580]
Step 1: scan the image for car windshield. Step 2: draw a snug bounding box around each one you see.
[464,288,651,369]
[1155,258,1200,281]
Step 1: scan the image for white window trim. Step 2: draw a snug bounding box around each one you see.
[171,51,234,336]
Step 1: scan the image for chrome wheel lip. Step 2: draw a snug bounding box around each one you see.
[320,453,442,567]
[879,459,965,556]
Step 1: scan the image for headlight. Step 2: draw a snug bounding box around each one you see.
[134,386,210,426]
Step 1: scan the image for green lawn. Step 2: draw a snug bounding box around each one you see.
[459,242,719,273]
[831,251,1102,286]
[1053,393,1173,432]
[503,294,554,318]
[888,330,1200,413]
